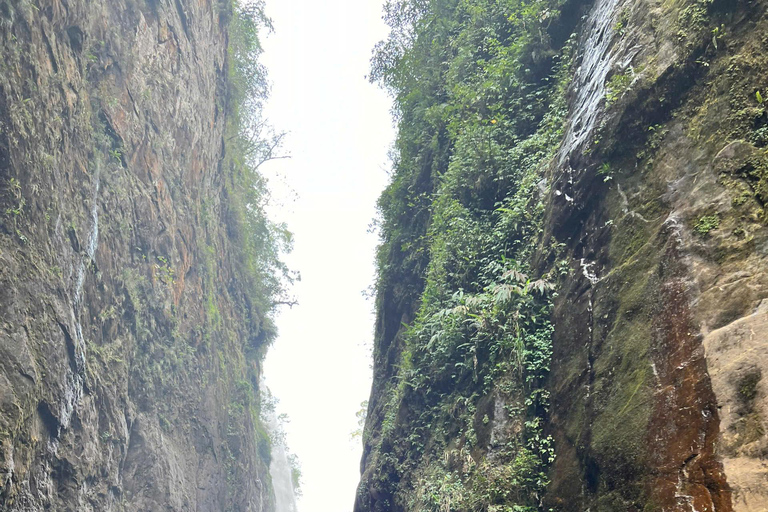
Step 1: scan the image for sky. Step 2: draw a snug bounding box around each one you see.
[258,1,394,511]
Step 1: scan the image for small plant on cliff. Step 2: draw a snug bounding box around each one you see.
[598,162,614,182]
[711,24,725,50]
[613,8,630,36]
[605,70,632,106]
[694,213,720,236]
[4,177,24,216]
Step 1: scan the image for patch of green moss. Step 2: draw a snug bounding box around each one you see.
[591,366,652,462]
[675,0,713,51]
[586,236,659,502]
[591,314,653,439]
[733,413,765,447]
[750,126,768,147]
[595,486,646,511]
[609,215,654,264]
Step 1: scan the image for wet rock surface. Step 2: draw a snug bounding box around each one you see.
[546,0,768,509]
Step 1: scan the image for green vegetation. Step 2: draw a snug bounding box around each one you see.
[598,162,613,182]
[223,0,295,348]
[351,400,369,441]
[392,275,557,511]
[3,178,23,216]
[738,370,761,405]
[694,213,720,236]
[215,4,297,504]
[154,255,175,284]
[362,0,578,509]
[605,70,632,107]
[676,0,715,48]
[710,24,725,51]
[613,8,629,36]
[3,177,26,243]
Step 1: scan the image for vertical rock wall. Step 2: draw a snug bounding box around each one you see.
[545,0,768,509]
[0,0,275,510]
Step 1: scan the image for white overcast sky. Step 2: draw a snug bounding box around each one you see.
[258,1,394,511]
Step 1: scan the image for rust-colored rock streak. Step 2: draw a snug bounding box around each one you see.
[649,221,731,511]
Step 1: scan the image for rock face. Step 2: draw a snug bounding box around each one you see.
[0,1,276,510]
[357,0,768,510]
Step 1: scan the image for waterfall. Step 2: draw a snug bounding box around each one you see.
[59,158,102,433]
[558,0,638,167]
[264,406,299,512]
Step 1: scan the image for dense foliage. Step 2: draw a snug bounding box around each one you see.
[219,0,297,502]
[363,0,581,510]
[223,0,295,349]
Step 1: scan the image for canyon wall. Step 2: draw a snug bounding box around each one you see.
[0,0,281,510]
[357,0,768,510]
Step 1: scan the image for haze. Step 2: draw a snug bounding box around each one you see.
[259,1,394,510]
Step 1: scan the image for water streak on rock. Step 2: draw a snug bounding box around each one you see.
[60,158,101,432]
[558,0,620,166]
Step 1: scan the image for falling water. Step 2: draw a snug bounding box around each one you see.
[558,0,624,167]
[265,408,299,512]
[59,158,102,432]
[580,258,600,399]
[74,159,101,308]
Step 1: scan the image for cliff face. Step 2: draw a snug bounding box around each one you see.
[546,0,768,508]
[0,0,279,510]
[357,0,768,511]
